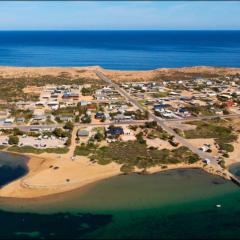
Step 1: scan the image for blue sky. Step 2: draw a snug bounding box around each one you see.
[0,1,240,30]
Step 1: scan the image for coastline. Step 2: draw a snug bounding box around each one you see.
[0,65,239,198]
[0,150,232,199]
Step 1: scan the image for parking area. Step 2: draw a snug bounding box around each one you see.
[0,135,66,148]
[19,136,66,148]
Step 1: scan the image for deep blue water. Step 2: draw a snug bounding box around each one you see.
[0,30,240,70]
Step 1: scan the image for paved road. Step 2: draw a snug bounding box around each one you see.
[0,120,149,131]
[95,70,221,167]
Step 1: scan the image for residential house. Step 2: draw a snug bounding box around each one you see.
[77,129,89,137]
[106,126,124,138]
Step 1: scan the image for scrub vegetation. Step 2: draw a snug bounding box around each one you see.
[184,118,237,153]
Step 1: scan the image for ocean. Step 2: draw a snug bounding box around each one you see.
[0,30,240,70]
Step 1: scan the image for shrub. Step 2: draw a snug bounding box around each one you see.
[144,121,157,129]
[64,121,74,131]
[120,164,134,174]
[217,142,234,152]
[8,135,19,145]
[136,132,146,144]
[8,146,69,154]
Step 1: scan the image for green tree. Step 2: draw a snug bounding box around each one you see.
[53,128,64,138]
[8,135,19,145]
[136,132,146,144]
[75,115,80,123]
[144,121,157,129]
[64,121,74,131]
[13,128,24,136]
[81,87,92,96]
[81,115,91,123]
[94,132,104,142]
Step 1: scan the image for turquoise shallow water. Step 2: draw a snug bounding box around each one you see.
[0,168,239,239]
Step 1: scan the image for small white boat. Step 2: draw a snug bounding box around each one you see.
[216,204,221,208]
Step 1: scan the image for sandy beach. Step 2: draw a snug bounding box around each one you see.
[0,151,121,198]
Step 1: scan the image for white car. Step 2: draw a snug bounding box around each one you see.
[203,158,211,165]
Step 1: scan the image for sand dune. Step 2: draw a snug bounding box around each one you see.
[0,66,239,82]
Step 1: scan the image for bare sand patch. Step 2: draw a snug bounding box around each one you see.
[226,136,240,166]
[0,152,121,198]
[188,138,219,156]
[0,66,240,83]
[146,138,175,150]
[166,122,197,131]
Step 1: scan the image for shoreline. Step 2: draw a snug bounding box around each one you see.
[0,150,234,199]
[0,65,239,198]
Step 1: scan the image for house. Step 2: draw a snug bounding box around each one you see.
[95,112,105,119]
[154,104,171,111]
[161,110,174,118]
[214,108,223,115]
[95,93,107,101]
[40,92,51,101]
[180,96,193,101]
[169,91,180,96]
[62,93,79,101]
[207,92,217,97]
[33,115,46,121]
[218,94,232,100]
[4,118,14,124]
[206,81,213,86]
[113,114,132,122]
[47,101,59,110]
[35,102,45,108]
[87,104,97,111]
[79,101,88,106]
[225,101,236,108]
[30,127,41,132]
[16,117,25,123]
[177,108,190,117]
[58,116,73,122]
[77,129,89,137]
[106,126,124,138]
